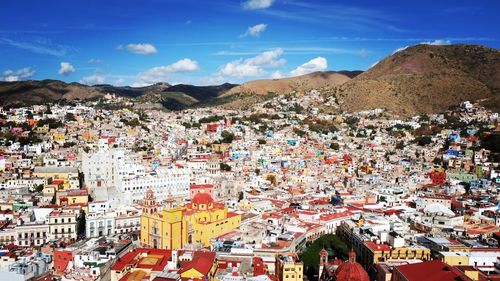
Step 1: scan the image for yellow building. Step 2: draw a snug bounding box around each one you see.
[211,143,230,153]
[33,167,79,181]
[439,252,469,266]
[52,133,65,142]
[140,188,241,249]
[276,253,303,281]
[35,125,50,134]
[178,251,218,281]
[57,189,89,212]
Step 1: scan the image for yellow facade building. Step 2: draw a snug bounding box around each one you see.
[276,253,303,281]
[140,188,241,249]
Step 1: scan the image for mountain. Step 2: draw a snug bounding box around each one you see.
[222,71,361,98]
[165,83,237,102]
[337,44,500,116]
[94,82,171,97]
[0,80,103,106]
[1,44,498,115]
[0,80,236,109]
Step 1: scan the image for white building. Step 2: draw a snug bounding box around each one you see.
[87,212,115,238]
[47,209,79,241]
[83,147,190,203]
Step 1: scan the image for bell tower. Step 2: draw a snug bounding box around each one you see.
[142,188,158,215]
[164,193,175,210]
[318,248,328,280]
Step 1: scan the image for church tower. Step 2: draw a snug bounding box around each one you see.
[318,248,329,280]
[141,188,158,215]
[164,193,175,210]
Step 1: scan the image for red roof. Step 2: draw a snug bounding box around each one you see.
[333,252,369,281]
[111,248,171,272]
[178,251,216,276]
[394,260,468,281]
[319,211,352,221]
[190,184,214,190]
[192,192,214,205]
[364,241,392,252]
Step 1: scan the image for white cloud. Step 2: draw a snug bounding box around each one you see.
[88,58,103,64]
[133,58,200,86]
[121,43,157,55]
[1,67,35,82]
[270,70,284,79]
[392,46,409,55]
[58,62,75,76]
[241,23,267,37]
[164,58,200,72]
[393,40,452,55]
[242,0,274,10]
[421,39,451,45]
[80,75,105,85]
[216,48,285,78]
[290,57,327,76]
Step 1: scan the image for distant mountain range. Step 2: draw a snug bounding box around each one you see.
[0,80,238,110]
[0,44,498,115]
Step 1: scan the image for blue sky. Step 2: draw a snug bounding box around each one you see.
[0,0,499,86]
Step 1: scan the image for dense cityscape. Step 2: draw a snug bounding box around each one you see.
[0,92,498,281]
[1,0,500,281]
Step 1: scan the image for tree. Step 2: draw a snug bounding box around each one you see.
[330,142,340,150]
[299,234,349,281]
[395,141,405,150]
[238,191,244,202]
[420,114,430,122]
[415,136,432,146]
[345,116,359,125]
[258,139,267,145]
[306,265,317,281]
[65,113,77,122]
[220,162,232,171]
[433,157,442,165]
[221,130,235,143]
[291,103,304,114]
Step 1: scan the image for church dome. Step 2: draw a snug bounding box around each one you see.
[333,251,369,281]
[192,191,214,205]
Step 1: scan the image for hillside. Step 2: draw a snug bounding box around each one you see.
[337,44,500,116]
[222,71,361,98]
[0,80,236,109]
[165,83,237,102]
[0,80,103,106]
[1,44,498,115]
[94,82,171,97]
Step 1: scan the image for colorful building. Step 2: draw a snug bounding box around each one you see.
[178,251,217,281]
[110,248,171,281]
[140,188,241,249]
[276,253,303,281]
